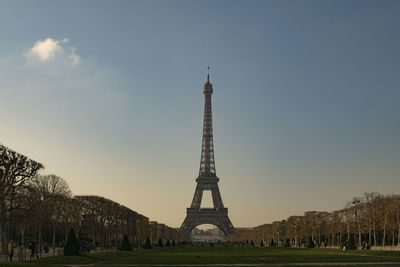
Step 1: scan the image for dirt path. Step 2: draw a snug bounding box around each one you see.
[62,262,400,267]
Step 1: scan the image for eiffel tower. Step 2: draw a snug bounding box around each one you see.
[180,68,235,236]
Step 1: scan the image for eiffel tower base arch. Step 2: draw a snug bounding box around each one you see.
[181,208,235,236]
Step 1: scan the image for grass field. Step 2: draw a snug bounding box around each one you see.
[1,246,400,267]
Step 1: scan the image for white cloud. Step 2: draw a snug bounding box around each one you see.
[69,47,80,65]
[30,38,63,61]
[26,38,80,66]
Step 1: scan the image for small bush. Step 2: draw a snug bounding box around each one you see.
[346,234,357,250]
[306,236,314,248]
[157,238,163,248]
[143,236,152,249]
[64,228,80,256]
[269,239,275,247]
[119,235,132,251]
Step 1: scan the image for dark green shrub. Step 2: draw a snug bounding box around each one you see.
[157,238,163,248]
[346,234,357,250]
[64,228,80,256]
[143,236,152,249]
[119,235,132,251]
[306,236,315,248]
[269,239,275,247]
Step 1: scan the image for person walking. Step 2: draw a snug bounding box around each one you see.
[8,241,14,262]
[29,241,35,260]
[34,241,39,259]
[18,242,24,262]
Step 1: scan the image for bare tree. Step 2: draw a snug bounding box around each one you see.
[364,192,381,246]
[28,175,72,255]
[229,193,400,249]
[0,144,43,254]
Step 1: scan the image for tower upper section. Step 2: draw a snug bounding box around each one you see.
[203,67,213,94]
[199,67,216,178]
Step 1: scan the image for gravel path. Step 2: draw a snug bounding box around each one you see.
[62,262,400,267]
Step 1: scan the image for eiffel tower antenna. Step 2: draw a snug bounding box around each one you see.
[180,69,235,237]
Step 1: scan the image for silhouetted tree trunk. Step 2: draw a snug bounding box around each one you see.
[21,226,25,246]
[395,207,400,247]
[383,212,388,247]
[368,218,372,244]
[0,201,6,254]
[39,223,42,258]
[373,219,377,246]
[392,225,395,247]
[52,223,56,256]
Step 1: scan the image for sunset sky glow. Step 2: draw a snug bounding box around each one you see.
[1,0,399,228]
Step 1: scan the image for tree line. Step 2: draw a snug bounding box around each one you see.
[226,192,400,249]
[0,143,188,255]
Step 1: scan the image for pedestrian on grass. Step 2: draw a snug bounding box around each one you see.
[34,242,39,259]
[18,242,24,262]
[8,241,14,262]
[29,241,35,260]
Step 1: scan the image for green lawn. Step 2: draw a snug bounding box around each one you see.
[1,246,400,267]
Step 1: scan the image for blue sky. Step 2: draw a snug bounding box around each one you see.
[1,0,399,227]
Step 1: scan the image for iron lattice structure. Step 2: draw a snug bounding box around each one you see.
[180,69,235,236]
